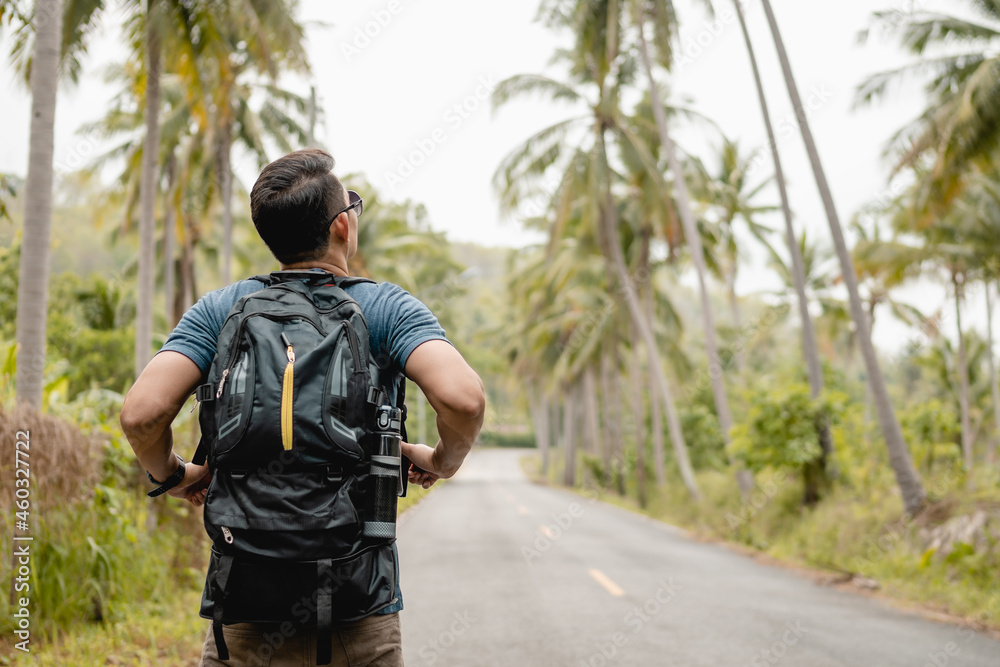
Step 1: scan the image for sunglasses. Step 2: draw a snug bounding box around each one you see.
[331,190,363,225]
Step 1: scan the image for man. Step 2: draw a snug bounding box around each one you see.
[119,148,486,666]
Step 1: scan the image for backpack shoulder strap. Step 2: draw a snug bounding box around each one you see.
[246,274,274,286]
[333,276,377,288]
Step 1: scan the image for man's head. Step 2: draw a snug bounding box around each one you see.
[250,148,357,266]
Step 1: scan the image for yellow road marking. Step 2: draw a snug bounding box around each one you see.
[539,525,555,539]
[517,506,530,515]
[588,569,626,597]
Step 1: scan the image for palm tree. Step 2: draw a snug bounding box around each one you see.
[493,59,702,499]
[85,54,312,319]
[985,283,1000,464]
[13,0,64,407]
[33,0,213,378]
[856,2,1000,204]
[625,4,748,495]
[40,0,305,375]
[687,137,776,367]
[760,0,926,514]
[544,0,752,494]
[962,170,1000,463]
[856,175,982,470]
[916,331,993,462]
[728,0,833,469]
[205,2,309,284]
[767,232,848,357]
[135,0,163,377]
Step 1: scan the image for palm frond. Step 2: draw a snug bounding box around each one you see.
[491,74,587,112]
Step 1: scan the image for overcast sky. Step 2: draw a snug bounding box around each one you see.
[0,0,990,351]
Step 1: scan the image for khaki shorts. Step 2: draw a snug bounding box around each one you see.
[198,612,403,667]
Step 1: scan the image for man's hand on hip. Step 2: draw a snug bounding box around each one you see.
[166,463,212,506]
[401,441,442,488]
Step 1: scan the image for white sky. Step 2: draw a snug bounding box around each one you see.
[0,0,992,352]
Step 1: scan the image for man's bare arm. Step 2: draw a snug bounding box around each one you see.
[120,351,210,501]
[402,339,486,480]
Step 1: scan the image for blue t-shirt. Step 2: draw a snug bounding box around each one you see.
[160,276,449,401]
[159,274,449,616]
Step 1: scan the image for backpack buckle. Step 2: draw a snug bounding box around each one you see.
[196,383,216,403]
[367,387,387,406]
[325,466,344,484]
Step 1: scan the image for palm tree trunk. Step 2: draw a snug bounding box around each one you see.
[760,0,925,514]
[645,289,666,486]
[953,272,972,470]
[15,0,64,407]
[545,397,557,477]
[727,268,745,374]
[600,350,616,485]
[730,0,826,398]
[179,213,196,313]
[136,0,162,377]
[596,126,701,500]
[863,300,876,429]
[533,389,551,468]
[630,342,648,508]
[218,125,234,285]
[636,20,745,498]
[638,221,666,486]
[583,365,602,458]
[163,153,177,327]
[563,383,577,487]
[608,345,628,496]
[986,282,1000,465]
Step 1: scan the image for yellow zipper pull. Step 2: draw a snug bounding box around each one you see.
[280,333,295,450]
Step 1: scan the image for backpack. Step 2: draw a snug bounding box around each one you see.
[190,271,408,665]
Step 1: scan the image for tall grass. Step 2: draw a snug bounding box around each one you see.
[0,403,209,655]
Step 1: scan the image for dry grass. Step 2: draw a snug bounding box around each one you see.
[0,404,103,515]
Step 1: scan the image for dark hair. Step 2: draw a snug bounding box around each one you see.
[250,148,348,264]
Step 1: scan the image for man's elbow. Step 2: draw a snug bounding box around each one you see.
[436,372,486,424]
[119,397,143,440]
[119,392,160,441]
[443,374,487,424]
[464,382,487,424]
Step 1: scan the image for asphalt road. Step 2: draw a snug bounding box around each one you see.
[396,448,1000,667]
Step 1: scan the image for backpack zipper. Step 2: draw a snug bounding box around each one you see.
[280,332,295,451]
[342,321,363,370]
[216,312,323,398]
[221,526,234,544]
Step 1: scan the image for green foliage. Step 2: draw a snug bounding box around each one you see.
[478,431,536,448]
[0,173,16,222]
[729,383,844,473]
[0,243,136,398]
[0,234,19,338]
[0,433,206,641]
[899,398,962,473]
[679,403,727,470]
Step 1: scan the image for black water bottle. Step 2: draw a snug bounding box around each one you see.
[362,405,402,540]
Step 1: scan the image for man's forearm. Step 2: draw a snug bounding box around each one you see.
[119,351,204,482]
[430,404,484,477]
[122,417,181,481]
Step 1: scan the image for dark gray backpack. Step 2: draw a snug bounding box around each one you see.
[192,271,406,665]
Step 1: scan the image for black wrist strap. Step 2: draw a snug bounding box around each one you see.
[147,454,186,498]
